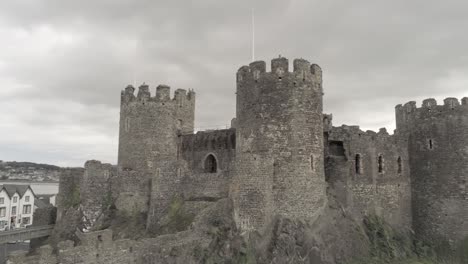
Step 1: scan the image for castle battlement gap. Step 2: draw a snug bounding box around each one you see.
[237,57,322,86]
[396,97,468,122]
[121,84,195,104]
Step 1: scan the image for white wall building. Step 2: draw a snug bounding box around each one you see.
[0,185,35,230]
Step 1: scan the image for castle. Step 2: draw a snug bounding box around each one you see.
[112,56,467,245]
[12,57,467,263]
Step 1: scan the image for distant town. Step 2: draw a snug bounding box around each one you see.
[0,161,60,182]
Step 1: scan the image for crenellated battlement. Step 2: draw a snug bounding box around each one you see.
[121,83,195,105]
[331,125,395,142]
[396,96,468,125]
[236,57,322,84]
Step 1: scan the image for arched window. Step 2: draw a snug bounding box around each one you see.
[355,154,362,174]
[378,155,384,173]
[397,156,402,174]
[204,154,217,173]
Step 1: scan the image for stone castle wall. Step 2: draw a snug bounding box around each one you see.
[232,57,327,231]
[56,168,84,221]
[326,125,412,229]
[80,160,116,231]
[117,84,195,219]
[180,128,235,201]
[14,58,468,263]
[396,97,468,245]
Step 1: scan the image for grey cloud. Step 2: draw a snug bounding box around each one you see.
[0,0,467,166]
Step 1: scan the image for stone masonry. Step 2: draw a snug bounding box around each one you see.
[10,57,468,263]
[87,56,468,245]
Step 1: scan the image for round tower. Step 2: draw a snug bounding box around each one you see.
[396,97,468,248]
[117,84,195,218]
[231,57,327,231]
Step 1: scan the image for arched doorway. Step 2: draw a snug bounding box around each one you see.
[204,154,217,173]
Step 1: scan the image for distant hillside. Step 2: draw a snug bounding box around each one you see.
[0,160,61,182]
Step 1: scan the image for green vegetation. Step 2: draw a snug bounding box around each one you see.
[63,185,80,208]
[350,215,468,264]
[195,220,257,264]
[101,190,113,210]
[109,208,147,240]
[160,196,195,234]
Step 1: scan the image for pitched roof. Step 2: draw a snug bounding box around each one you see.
[0,184,34,198]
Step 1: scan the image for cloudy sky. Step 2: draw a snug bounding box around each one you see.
[0,0,467,167]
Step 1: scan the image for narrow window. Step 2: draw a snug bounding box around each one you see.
[310,155,314,171]
[204,154,217,173]
[125,117,130,132]
[428,139,433,150]
[378,155,384,173]
[397,156,402,174]
[355,154,362,174]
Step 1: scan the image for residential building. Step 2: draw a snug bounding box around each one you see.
[0,185,36,230]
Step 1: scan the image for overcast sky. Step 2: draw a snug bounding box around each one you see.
[0,0,467,167]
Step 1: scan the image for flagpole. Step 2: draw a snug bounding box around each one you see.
[252,8,255,62]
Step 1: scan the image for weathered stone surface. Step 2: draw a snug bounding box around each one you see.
[9,57,468,263]
[396,98,468,246]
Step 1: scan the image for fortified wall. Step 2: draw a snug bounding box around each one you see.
[10,57,468,263]
[396,97,468,245]
[325,123,412,229]
[231,58,327,231]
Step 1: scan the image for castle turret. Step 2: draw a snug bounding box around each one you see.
[117,83,195,228]
[396,97,468,249]
[231,57,327,231]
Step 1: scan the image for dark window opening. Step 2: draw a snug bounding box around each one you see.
[311,155,314,171]
[428,139,433,150]
[329,141,345,156]
[355,154,361,174]
[204,154,217,173]
[397,156,402,174]
[97,235,103,242]
[378,155,384,173]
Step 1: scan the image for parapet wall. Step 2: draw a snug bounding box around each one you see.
[395,97,468,134]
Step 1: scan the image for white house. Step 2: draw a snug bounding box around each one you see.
[0,185,35,230]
